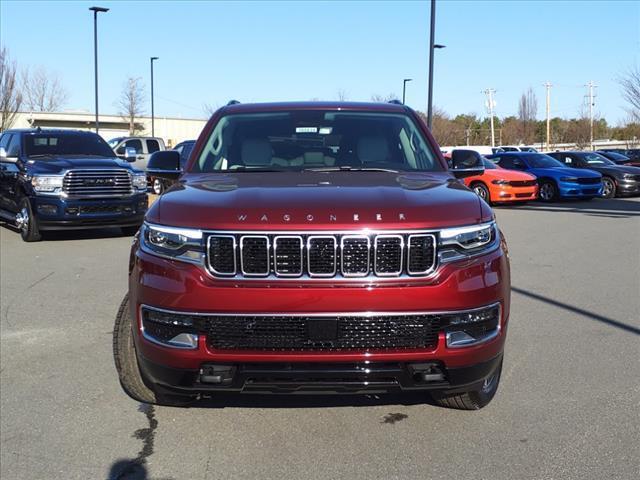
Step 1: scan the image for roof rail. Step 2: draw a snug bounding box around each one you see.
[387,99,403,105]
[226,100,241,106]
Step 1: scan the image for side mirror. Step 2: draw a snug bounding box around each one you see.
[0,147,7,160]
[124,147,137,161]
[147,150,182,179]
[450,150,484,179]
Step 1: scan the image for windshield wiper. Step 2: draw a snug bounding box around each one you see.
[227,166,289,172]
[303,166,400,173]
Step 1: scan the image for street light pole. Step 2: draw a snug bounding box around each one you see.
[426,0,445,129]
[150,57,159,137]
[402,78,412,105]
[89,6,109,134]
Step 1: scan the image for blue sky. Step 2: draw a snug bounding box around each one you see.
[1,1,638,123]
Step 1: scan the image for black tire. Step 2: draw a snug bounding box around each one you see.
[471,182,491,204]
[121,225,140,236]
[432,359,503,410]
[152,178,165,195]
[601,177,616,199]
[538,180,558,202]
[113,294,196,406]
[17,198,42,242]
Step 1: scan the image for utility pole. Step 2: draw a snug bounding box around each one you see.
[544,82,552,151]
[586,81,597,151]
[483,88,496,147]
[150,57,159,137]
[89,6,109,134]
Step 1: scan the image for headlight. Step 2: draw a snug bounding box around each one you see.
[140,223,204,264]
[560,176,578,182]
[439,221,499,262]
[31,175,64,193]
[491,179,510,185]
[132,173,147,190]
[623,174,637,181]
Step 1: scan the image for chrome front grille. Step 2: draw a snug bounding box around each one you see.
[206,231,436,279]
[63,169,133,197]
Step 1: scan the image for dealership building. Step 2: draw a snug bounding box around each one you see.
[8,111,207,148]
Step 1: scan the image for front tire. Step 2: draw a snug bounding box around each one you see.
[471,182,491,204]
[601,177,616,198]
[16,198,42,242]
[432,359,503,410]
[538,181,558,202]
[113,294,196,406]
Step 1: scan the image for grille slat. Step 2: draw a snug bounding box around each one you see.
[63,169,133,197]
[202,314,441,351]
[577,177,601,185]
[207,232,437,279]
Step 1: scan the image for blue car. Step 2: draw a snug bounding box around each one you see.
[486,152,602,201]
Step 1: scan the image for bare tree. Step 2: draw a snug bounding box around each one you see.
[22,66,69,112]
[517,87,538,144]
[0,47,23,132]
[336,89,349,101]
[118,77,145,135]
[619,66,640,122]
[371,93,399,103]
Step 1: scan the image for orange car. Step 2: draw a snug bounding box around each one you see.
[445,152,538,204]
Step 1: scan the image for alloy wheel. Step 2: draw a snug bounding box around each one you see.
[602,178,614,198]
[473,185,488,200]
[16,207,30,233]
[540,183,554,201]
[153,178,164,195]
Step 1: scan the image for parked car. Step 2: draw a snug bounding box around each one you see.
[494,146,538,153]
[108,136,166,171]
[458,154,538,204]
[487,152,602,202]
[598,148,640,166]
[596,150,636,166]
[0,129,148,241]
[547,151,640,198]
[114,101,511,410]
[622,149,640,163]
[148,140,195,195]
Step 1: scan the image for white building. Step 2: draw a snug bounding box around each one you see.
[9,111,208,148]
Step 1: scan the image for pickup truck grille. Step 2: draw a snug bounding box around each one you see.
[206,231,436,279]
[202,313,441,351]
[63,169,133,197]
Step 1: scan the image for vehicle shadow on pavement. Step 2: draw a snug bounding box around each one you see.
[0,222,136,241]
[192,390,437,409]
[493,197,640,218]
[513,286,640,336]
[108,459,174,480]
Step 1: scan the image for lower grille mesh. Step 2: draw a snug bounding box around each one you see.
[202,314,441,351]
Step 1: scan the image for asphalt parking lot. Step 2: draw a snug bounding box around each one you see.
[1,197,639,480]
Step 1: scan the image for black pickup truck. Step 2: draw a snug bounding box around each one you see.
[0,129,148,241]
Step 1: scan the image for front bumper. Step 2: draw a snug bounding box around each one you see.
[138,352,504,395]
[129,240,510,394]
[557,181,602,198]
[33,193,148,230]
[617,179,640,196]
[492,185,538,203]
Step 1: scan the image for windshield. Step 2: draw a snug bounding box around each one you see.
[601,152,629,161]
[194,111,442,173]
[482,158,498,169]
[525,154,565,168]
[581,153,615,166]
[24,133,115,158]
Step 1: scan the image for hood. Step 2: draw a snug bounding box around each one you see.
[602,165,640,175]
[481,168,536,182]
[26,156,138,174]
[148,171,489,230]
[530,166,601,178]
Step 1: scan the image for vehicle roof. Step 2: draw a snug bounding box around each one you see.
[489,151,542,156]
[220,101,409,114]
[2,128,99,135]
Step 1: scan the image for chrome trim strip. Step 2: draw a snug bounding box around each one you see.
[206,235,237,276]
[306,235,337,277]
[274,235,304,277]
[340,235,371,277]
[140,301,502,319]
[374,234,404,277]
[407,234,437,275]
[240,235,270,277]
